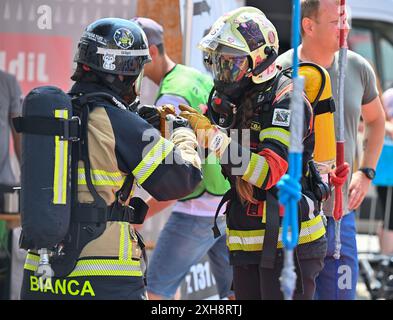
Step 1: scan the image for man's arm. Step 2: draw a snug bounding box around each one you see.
[10,113,21,162]
[8,74,23,163]
[145,198,176,220]
[156,94,189,114]
[348,96,385,210]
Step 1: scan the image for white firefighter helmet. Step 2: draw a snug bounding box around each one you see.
[199,6,279,85]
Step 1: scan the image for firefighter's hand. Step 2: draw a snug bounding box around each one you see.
[179,104,214,148]
[158,104,176,137]
[138,104,176,137]
[179,104,230,156]
[138,105,160,130]
[165,114,191,134]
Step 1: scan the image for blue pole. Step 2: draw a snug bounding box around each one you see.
[278,0,303,299]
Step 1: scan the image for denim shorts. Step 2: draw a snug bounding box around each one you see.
[146,212,233,299]
[314,211,359,300]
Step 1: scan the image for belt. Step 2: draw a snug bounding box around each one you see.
[71,198,148,225]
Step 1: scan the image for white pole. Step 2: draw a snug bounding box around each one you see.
[182,0,194,65]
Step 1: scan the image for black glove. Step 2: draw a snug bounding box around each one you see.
[137,105,160,130]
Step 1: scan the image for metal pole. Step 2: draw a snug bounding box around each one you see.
[182,0,194,65]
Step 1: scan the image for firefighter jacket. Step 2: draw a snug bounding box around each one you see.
[24,81,202,280]
[220,74,327,266]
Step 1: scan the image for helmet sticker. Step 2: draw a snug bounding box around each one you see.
[237,20,265,51]
[103,53,116,71]
[114,28,134,49]
[256,63,277,81]
[268,31,276,44]
[199,20,225,51]
[97,47,150,56]
[256,15,272,28]
[255,55,263,66]
[82,31,107,45]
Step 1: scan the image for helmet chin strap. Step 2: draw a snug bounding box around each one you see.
[93,70,139,105]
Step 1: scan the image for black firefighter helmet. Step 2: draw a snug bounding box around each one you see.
[74,18,151,104]
[74,17,151,76]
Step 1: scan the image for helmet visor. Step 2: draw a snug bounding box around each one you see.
[211,52,250,84]
[77,44,151,76]
[134,69,144,96]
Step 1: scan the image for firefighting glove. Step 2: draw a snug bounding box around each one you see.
[138,104,176,137]
[166,114,201,168]
[137,105,160,130]
[178,104,230,157]
[158,104,177,137]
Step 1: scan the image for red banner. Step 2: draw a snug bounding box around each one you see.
[0,33,72,95]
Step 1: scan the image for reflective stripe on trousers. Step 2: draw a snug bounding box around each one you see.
[227,214,326,252]
[24,222,142,277]
[25,253,142,277]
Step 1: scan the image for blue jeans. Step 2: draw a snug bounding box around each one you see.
[147,212,233,299]
[314,211,359,300]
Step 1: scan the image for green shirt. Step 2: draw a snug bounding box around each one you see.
[157,64,213,113]
[157,64,230,200]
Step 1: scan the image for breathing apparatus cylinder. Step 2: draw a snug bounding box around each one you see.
[314,113,336,173]
[16,86,74,250]
[299,63,336,175]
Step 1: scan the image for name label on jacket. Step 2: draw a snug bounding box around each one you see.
[29,276,95,297]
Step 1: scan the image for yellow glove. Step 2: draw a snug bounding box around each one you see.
[179,104,230,156]
[179,104,214,148]
[157,104,176,137]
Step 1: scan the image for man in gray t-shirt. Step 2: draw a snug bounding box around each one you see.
[0,70,22,188]
[278,50,378,217]
[277,0,385,300]
[0,70,22,300]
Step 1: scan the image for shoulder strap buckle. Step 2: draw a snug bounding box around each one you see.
[60,116,81,142]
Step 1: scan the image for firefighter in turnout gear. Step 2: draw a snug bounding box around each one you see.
[179,7,329,300]
[18,18,202,300]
